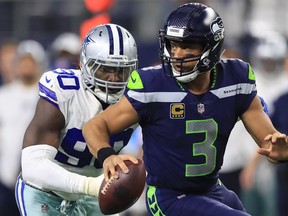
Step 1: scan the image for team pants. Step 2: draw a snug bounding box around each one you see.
[146,180,251,216]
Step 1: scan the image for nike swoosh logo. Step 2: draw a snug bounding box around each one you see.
[45,76,51,83]
[131,76,137,83]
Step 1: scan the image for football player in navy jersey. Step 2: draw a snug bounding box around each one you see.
[14,24,138,216]
[83,3,288,216]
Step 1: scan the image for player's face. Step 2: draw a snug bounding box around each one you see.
[169,41,203,73]
[94,65,132,94]
[16,56,40,84]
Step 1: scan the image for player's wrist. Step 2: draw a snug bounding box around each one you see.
[83,174,104,197]
[97,147,117,166]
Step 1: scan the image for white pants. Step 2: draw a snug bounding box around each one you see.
[15,175,118,216]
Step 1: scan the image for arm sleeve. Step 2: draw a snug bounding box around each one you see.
[21,144,102,196]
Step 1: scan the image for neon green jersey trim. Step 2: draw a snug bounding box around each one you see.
[127,70,144,89]
[248,64,255,81]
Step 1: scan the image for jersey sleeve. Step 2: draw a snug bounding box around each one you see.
[124,69,147,122]
[234,60,257,116]
[124,67,163,123]
[38,68,81,108]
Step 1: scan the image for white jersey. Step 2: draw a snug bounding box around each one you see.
[39,68,137,177]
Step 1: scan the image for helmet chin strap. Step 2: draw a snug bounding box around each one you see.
[93,87,122,104]
[174,70,199,83]
[172,63,200,83]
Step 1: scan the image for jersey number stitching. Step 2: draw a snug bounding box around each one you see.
[185,119,217,177]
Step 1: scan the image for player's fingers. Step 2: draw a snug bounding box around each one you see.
[115,155,140,174]
[104,164,117,182]
[264,134,272,141]
[257,147,270,156]
[115,159,130,174]
[103,156,118,181]
[277,133,287,141]
[119,154,139,164]
[104,169,110,182]
[271,132,286,143]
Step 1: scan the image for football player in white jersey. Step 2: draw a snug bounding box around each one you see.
[15,24,138,216]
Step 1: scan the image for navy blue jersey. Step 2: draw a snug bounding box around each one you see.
[270,93,288,134]
[124,59,256,193]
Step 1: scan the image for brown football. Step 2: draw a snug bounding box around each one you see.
[98,159,146,215]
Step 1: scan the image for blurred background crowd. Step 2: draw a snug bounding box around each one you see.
[0,0,288,215]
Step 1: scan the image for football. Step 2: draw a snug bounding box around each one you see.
[98,159,146,215]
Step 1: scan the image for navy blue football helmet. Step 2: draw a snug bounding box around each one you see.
[159,3,225,82]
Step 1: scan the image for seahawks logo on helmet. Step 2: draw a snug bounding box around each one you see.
[211,17,224,42]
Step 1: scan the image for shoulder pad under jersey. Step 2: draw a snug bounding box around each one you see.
[39,68,81,106]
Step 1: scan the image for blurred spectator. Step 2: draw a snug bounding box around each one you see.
[0,39,45,215]
[0,39,18,86]
[246,31,288,216]
[50,32,81,70]
[269,87,288,216]
[239,31,288,216]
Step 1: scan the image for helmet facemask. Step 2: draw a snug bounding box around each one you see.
[160,33,209,83]
[82,58,136,103]
[80,24,138,104]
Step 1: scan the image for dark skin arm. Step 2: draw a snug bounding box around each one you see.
[83,96,139,181]
[22,97,65,149]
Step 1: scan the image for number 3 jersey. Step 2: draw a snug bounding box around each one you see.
[124,59,257,193]
[39,68,137,177]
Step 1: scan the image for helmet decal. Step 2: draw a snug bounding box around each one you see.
[106,24,124,55]
[127,70,144,90]
[211,17,224,42]
[167,27,185,38]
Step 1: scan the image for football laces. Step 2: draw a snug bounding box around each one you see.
[101,172,120,195]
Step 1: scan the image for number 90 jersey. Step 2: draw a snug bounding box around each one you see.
[125,59,257,193]
[39,68,137,176]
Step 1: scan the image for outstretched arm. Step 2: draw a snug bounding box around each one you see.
[83,96,140,180]
[241,96,288,162]
[21,98,102,198]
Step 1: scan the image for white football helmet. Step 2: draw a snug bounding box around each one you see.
[80,24,138,104]
[251,31,287,75]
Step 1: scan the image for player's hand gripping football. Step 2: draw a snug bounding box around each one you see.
[103,154,139,181]
[258,132,288,163]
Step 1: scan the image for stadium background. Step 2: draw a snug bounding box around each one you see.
[1,0,288,216]
[1,0,288,68]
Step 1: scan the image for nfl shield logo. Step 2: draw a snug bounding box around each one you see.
[197,103,205,114]
[41,204,49,213]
